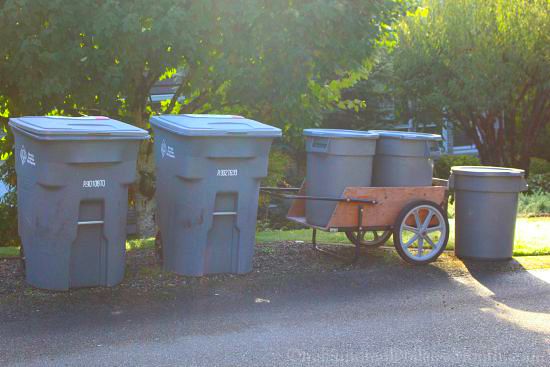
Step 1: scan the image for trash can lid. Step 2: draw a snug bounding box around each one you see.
[368,130,442,141]
[303,129,379,139]
[9,116,149,139]
[150,114,282,137]
[451,166,525,177]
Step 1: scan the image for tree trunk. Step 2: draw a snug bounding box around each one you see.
[129,71,165,238]
[130,99,157,238]
[135,139,156,238]
[456,113,506,166]
[516,86,549,175]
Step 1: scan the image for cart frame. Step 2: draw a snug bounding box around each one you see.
[261,178,450,264]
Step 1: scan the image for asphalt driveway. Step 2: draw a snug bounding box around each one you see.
[1,244,549,366]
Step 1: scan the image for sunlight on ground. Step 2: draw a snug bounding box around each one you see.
[513,219,550,255]
[453,270,550,335]
[524,268,550,284]
[257,217,550,256]
[126,237,155,251]
[1,218,548,258]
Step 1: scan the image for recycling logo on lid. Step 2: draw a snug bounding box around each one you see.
[20,145,27,165]
[161,139,167,158]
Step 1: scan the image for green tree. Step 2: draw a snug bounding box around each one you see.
[1,0,405,237]
[393,0,550,172]
[1,0,101,245]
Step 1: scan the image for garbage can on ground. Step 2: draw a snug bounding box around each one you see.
[369,130,442,187]
[9,116,148,290]
[151,114,281,276]
[303,129,379,227]
[450,166,528,260]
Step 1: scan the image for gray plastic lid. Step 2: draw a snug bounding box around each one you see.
[303,129,379,139]
[451,166,525,177]
[9,116,148,139]
[369,130,442,141]
[150,114,282,137]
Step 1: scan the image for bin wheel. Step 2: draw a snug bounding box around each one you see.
[155,231,163,265]
[393,200,449,265]
[345,230,392,247]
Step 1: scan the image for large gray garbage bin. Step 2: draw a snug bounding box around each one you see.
[303,129,379,227]
[9,116,148,290]
[450,166,528,260]
[151,114,281,276]
[369,130,442,187]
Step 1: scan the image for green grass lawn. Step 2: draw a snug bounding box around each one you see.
[257,217,550,256]
[0,238,159,258]
[1,217,548,258]
[0,246,20,257]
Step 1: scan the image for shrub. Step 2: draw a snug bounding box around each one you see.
[263,149,293,188]
[524,158,550,193]
[258,149,293,226]
[0,189,19,247]
[0,146,19,247]
[527,173,550,193]
[434,154,481,179]
[518,191,550,216]
[529,158,550,175]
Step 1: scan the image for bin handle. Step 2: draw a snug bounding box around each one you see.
[448,174,455,190]
[520,177,529,192]
[447,174,455,205]
[78,220,104,225]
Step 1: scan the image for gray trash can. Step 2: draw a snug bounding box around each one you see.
[151,114,281,276]
[369,130,442,187]
[9,116,148,290]
[450,166,528,260]
[303,129,379,227]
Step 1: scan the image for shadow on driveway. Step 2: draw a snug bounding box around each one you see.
[0,244,549,366]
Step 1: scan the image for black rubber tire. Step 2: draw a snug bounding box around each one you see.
[345,230,392,247]
[393,200,449,265]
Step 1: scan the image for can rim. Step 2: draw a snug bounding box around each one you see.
[303,129,379,139]
[451,166,525,177]
[368,130,442,141]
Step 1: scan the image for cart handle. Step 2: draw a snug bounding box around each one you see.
[260,186,301,192]
[261,189,377,205]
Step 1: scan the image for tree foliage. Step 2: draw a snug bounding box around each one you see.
[0,0,404,237]
[393,0,550,171]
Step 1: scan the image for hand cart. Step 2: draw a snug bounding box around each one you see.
[261,178,450,265]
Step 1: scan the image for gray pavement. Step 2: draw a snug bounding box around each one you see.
[1,260,549,366]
